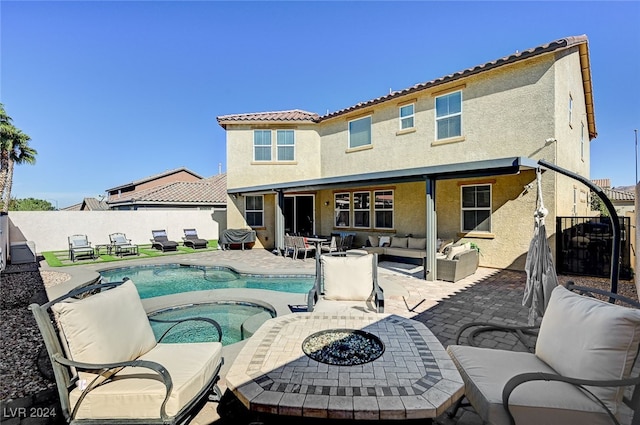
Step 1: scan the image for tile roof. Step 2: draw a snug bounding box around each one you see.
[217,110,320,128]
[592,178,611,189]
[603,187,635,202]
[216,36,595,137]
[107,173,227,206]
[106,167,203,192]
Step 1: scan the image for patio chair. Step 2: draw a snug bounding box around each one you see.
[182,228,208,249]
[293,235,314,260]
[320,235,340,254]
[150,229,179,252]
[307,252,384,313]
[29,278,224,424]
[108,232,139,257]
[67,234,95,262]
[283,234,296,258]
[446,283,640,425]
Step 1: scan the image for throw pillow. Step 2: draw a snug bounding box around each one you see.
[390,237,408,248]
[446,244,467,260]
[408,237,427,250]
[536,285,640,413]
[368,235,379,248]
[378,236,390,247]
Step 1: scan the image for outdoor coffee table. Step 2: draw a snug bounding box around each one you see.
[225,312,463,421]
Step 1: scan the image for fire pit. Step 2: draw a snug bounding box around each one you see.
[302,328,384,366]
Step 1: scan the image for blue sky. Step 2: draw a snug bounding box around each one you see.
[2,1,639,208]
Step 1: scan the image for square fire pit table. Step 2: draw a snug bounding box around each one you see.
[225,312,463,421]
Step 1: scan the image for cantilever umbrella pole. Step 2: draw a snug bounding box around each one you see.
[538,159,621,297]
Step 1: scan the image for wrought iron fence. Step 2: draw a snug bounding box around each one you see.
[556,216,632,280]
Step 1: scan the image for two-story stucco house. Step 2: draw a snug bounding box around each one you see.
[217,35,596,280]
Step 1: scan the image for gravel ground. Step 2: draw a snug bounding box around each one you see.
[1,264,70,401]
[0,263,635,402]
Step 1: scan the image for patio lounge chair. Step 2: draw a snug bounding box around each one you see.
[29,278,224,424]
[446,283,640,425]
[307,252,384,313]
[182,228,208,249]
[108,232,139,257]
[68,234,95,262]
[150,229,179,252]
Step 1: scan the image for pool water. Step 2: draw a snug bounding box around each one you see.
[149,302,275,346]
[100,264,315,299]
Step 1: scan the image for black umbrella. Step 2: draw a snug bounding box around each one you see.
[522,173,559,325]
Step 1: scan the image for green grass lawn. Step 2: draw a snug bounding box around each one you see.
[43,240,218,267]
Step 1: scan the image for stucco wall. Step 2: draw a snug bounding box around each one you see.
[226,124,321,190]
[8,210,220,252]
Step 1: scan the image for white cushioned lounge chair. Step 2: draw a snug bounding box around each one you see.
[30,278,224,424]
[307,252,384,313]
[447,284,640,425]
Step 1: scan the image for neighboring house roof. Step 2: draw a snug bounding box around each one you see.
[217,110,320,128]
[106,167,204,192]
[107,173,227,207]
[60,197,108,211]
[592,178,611,189]
[603,187,635,202]
[217,36,596,139]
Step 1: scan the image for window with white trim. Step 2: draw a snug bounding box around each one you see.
[435,91,462,140]
[399,104,415,130]
[569,94,573,126]
[461,184,491,232]
[334,193,350,227]
[580,122,585,160]
[348,116,372,148]
[253,130,271,161]
[276,130,295,161]
[374,190,394,229]
[353,191,370,228]
[245,195,264,227]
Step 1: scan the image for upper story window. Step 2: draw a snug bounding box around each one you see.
[374,190,394,229]
[569,94,573,127]
[276,130,295,161]
[461,184,491,233]
[334,192,350,227]
[399,104,415,130]
[253,130,272,161]
[245,195,264,227]
[348,116,372,149]
[435,91,462,140]
[580,122,585,160]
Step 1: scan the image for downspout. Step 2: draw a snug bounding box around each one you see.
[538,159,620,296]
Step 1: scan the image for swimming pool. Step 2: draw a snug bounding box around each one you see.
[148,302,275,346]
[99,264,315,299]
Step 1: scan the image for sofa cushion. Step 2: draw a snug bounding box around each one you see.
[52,280,157,365]
[408,237,426,250]
[70,341,223,419]
[384,248,425,259]
[368,235,379,247]
[536,285,640,413]
[322,254,373,301]
[390,237,408,248]
[447,244,467,260]
[447,345,615,425]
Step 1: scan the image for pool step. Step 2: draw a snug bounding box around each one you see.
[240,311,273,340]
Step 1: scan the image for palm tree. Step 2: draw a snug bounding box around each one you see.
[0,103,37,212]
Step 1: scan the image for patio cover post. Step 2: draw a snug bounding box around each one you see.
[275,190,285,255]
[425,176,437,281]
